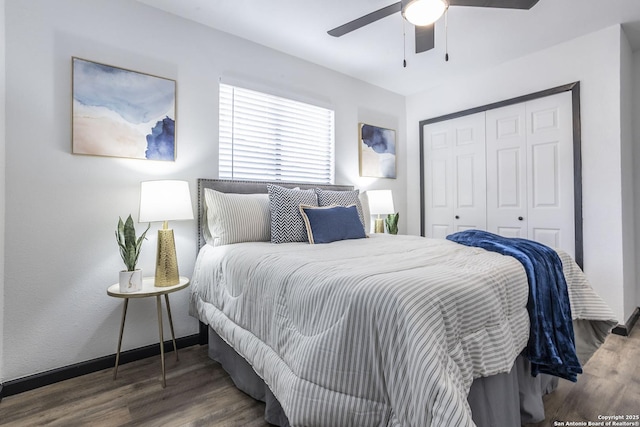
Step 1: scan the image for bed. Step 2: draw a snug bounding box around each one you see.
[189,178,617,427]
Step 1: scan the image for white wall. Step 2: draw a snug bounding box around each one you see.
[634,49,640,315]
[406,25,630,324]
[2,0,406,381]
[0,0,6,384]
[620,30,637,324]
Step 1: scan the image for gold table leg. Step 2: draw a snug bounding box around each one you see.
[113,298,129,380]
[156,295,166,388]
[165,294,179,362]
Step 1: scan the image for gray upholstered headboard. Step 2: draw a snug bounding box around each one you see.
[197,179,354,249]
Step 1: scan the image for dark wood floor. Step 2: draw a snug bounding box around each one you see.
[1,326,638,426]
[524,324,640,427]
[0,346,271,427]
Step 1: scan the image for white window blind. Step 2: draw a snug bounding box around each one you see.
[219,83,335,184]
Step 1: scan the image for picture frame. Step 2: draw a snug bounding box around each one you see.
[72,57,177,161]
[359,123,396,179]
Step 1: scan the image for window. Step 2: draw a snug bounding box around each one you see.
[219,83,335,184]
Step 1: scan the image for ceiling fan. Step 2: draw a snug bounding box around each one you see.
[328,0,540,55]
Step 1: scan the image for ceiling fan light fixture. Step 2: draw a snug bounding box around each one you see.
[402,0,448,26]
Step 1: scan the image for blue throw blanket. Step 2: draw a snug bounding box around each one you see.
[446,230,582,382]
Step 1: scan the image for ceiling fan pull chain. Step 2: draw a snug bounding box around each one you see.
[445,9,449,62]
[402,17,407,68]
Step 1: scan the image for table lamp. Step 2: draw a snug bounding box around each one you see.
[366,190,395,233]
[139,180,194,287]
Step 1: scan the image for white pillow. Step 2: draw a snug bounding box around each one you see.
[203,188,270,246]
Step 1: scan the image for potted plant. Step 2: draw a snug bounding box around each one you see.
[385,212,399,235]
[115,214,150,292]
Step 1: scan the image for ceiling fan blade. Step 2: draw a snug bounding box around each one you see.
[448,0,539,9]
[328,2,402,37]
[415,24,435,53]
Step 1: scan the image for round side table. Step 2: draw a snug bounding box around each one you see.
[107,276,190,388]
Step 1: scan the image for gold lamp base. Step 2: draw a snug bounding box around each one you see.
[374,218,385,233]
[154,228,179,287]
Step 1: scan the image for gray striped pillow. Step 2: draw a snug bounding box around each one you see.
[315,188,366,229]
[203,188,271,246]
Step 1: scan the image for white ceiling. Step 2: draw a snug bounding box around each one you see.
[137,0,640,96]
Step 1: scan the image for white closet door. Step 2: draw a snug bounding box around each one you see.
[424,120,454,239]
[452,113,486,232]
[423,113,486,238]
[486,92,575,257]
[525,92,575,257]
[486,103,528,238]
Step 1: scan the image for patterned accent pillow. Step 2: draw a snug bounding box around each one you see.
[315,188,366,229]
[267,184,318,243]
[204,189,270,246]
[358,192,371,233]
[299,205,366,244]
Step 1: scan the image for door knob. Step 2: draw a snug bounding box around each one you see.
[455,215,460,219]
[518,216,524,221]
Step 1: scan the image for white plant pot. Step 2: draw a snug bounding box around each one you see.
[119,269,142,293]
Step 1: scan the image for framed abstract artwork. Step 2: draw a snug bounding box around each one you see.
[359,123,396,179]
[72,57,176,161]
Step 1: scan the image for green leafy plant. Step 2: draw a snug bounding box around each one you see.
[385,213,399,235]
[115,215,150,271]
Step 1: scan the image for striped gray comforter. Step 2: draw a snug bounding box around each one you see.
[190,234,615,427]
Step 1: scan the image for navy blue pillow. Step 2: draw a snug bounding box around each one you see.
[299,205,367,244]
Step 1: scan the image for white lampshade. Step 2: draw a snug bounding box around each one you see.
[367,190,395,215]
[402,0,448,26]
[139,180,193,287]
[139,180,194,223]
